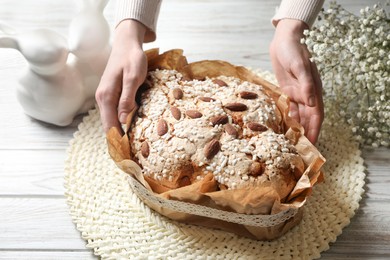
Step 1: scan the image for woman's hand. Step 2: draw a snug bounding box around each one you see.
[96,19,147,133]
[270,19,324,144]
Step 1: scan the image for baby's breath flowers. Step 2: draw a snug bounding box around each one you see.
[303,2,389,147]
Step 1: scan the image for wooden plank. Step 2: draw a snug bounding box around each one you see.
[0,113,80,150]
[322,191,390,257]
[362,148,390,201]
[0,121,80,150]
[0,150,66,195]
[321,254,390,260]
[0,251,95,260]
[0,198,87,250]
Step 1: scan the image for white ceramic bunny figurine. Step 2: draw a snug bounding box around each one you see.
[0,23,86,126]
[0,0,111,126]
[68,0,111,106]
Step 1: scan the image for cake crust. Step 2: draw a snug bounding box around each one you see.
[129,69,304,200]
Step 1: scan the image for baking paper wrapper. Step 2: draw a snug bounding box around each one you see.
[106,49,326,240]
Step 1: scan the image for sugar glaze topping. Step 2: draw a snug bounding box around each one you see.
[131,69,299,189]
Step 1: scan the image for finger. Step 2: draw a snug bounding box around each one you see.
[99,100,123,134]
[298,103,307,131]
[305,106,323,144]
[311,62,324,108]
[117,73,143,124]
[95,80,123,133]
[307,64,325,144]
[289,101,300,123]
[292,59,316,107]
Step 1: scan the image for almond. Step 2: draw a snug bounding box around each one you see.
[247,122,267,132]
[186,110,203,119]
[210,115,229,126]
[141,141,150,158]
[224,124,238,138]
[212,79,228,87]
[170,106,181,120]
[172,88,183,99]
[249,162,265,177]
[224,102,248,111]
[199,96,216,102]
[239,91,258,99]
[157,119,168,136]
[204,139,221,159]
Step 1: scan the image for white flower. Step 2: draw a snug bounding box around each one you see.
[305,2,390,147]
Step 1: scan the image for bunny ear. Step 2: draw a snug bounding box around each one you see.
[74,0,90,10]
[96,0,109,11]
[75,0,108,12]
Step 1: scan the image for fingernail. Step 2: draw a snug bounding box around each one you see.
[308,129,317,144]
[308,96,316,107]
[119,112,127,123]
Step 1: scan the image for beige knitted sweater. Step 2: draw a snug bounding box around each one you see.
[115,0,324,42]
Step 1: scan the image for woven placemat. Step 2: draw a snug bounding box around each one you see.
[64,72,365,259]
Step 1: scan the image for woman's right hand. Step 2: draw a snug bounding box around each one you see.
[95,19,147,133]
[269,19,324,144]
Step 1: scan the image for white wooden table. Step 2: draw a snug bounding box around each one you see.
[0,0,389,259]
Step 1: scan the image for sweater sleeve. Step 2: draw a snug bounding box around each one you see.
[115,0,162,42]
[272,0,324,28]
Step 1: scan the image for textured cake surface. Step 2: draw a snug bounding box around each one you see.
[130,69,304,198]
